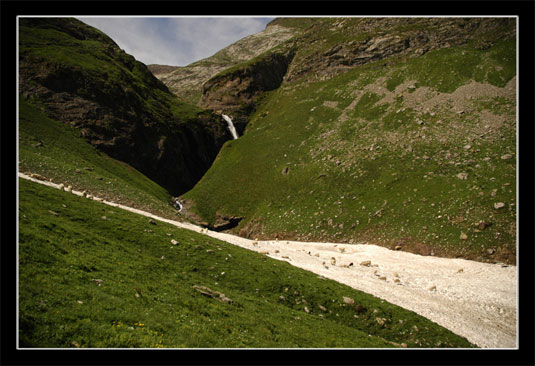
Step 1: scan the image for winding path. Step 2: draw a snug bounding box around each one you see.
[19,172,517,348]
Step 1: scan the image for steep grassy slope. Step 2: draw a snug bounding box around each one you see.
[19,18,231,195]
[18,179,474,348]
[182,19,517,265]
[19,97,179,219]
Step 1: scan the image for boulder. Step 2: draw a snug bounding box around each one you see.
[92,279,103,286]
[477,221,493,230]
[193,285,233,304]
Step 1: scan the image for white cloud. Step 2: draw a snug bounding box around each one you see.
[76,17,273,66]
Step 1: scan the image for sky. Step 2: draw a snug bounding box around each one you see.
[76,17,274,67]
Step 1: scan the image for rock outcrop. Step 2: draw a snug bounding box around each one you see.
[147,24,299,105]
[192,17,514,121]
[19,18,230,195]
[199,49,296,116]
[283,17,516,82]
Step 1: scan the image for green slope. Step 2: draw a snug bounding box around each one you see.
[19,18,202,123]
[19,97,177,219]
[183,38,517,264]
[18,179,474,348]
[19,18,228,196]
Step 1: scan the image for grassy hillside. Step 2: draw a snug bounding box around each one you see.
[18,179,474,348]
[19,18,229,196]
[18,96,178,219]
[19,18,201,123]
[183,36,517,264]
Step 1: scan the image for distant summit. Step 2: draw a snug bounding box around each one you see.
[147,21,299,105]
[147,64,181,76]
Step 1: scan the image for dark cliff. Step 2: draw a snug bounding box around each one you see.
[198,49,296,117]
[19,18,231,195]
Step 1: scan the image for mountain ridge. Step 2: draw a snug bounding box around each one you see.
[192,18,515,117]
[147,23,300,105]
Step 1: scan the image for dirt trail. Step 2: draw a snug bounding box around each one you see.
[19,173,517,348]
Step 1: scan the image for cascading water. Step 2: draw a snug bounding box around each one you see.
[222,114,239,140]
[172,197,183,212]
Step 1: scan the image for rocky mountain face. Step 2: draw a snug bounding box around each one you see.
[19,18,231,195]
[194,18,515,117]
[281,17,515,82]
[147,23,299,105]
[198,49,296,116]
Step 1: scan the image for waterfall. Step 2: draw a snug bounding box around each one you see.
[222,114,239,139]
[172,197,183,212]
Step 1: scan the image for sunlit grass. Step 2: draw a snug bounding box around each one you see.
[18,179,474,348]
